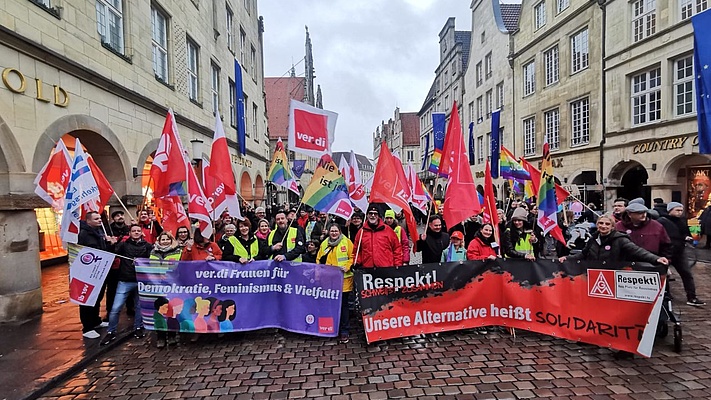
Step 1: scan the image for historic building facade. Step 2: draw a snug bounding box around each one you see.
[602,0,710,216]
[372,107,419,171]
[0,0,269,321]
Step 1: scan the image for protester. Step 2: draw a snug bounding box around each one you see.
[353,205,402,268]
[302,240,319,263]
[441,231,467,262]
[658,203,705,306]
[304,210,325,243]
[297,208,309,229]
[346,211,364,242]
[149,232,182,348]
[108,210,130,238]
[417,215,450,264]
[217,224,238,262]
[181,229,222,261]
[560,214,669,264]
[384,210,410,265]
[101,224,152,345]
[612,198,628,221]
[449,215,480,248]
[467,223,499,261]
[231,219,264,263]
[503,208,540,260]
[615,202,671,259]
[653,198,668,218]
[255,219,271,241]
[214,212,233,242]
[137,209,162,244]
[316,223,354,344]
[77,211,117,339]
[175,226,192,248]
[266,210,306,262]
[699,204,711,248]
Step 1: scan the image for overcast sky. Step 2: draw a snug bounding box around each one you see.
[259,0,472,159]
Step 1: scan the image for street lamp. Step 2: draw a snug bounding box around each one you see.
[190,138,204,164]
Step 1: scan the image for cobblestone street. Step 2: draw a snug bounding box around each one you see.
[33,262,711,400]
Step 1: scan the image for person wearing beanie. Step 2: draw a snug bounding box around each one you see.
[353,204,402,267]
[658,203,705,306]
[503,207,541,260]
[346,211,365,242]
[416,215,450,263]
[615,202,672,261]
[384,209,410,265]
[441,230,467,262]
[653,198,668,218]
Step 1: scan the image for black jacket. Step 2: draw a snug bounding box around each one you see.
[267,226,306,261]
[416,229,450,264]
[218,236,238,262]
[502,221,543,259]
[78,221,110,251]
[658,215,691,254]
[568,231,660,263]
[115,238,152,282]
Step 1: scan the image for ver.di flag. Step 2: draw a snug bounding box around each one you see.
[34,139,72,211]
[150,109,188,198]
[85,155,114,215]
[187,161,214,238]
[206,111,242,220]
[693,10,711,154]
[347,150,369,212]
[302,155,353,219]
[288,99,338,159]
[60,138,101,244]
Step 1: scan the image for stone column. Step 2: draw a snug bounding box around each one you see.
[0,196,44,322]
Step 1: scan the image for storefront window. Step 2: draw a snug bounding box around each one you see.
[36,208,67,260]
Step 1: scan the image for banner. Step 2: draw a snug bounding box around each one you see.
[354,260,666,357]
[67,243,116,306]
[135,259,343,337]
[34,139,72,212]
[288,99,338,159]
[302,155,353,219]
[428,112,446,176]
[60,138,101,244]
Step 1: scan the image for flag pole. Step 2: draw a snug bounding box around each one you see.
[281,201,303,245]
[112,192,132,218]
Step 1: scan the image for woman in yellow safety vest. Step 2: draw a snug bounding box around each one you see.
[149,232,182,348]
[316,223,354,344]
[230,219,265,263]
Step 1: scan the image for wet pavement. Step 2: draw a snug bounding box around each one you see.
[2,249,710,400]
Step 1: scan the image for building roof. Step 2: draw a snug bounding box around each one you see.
[264,77,305,139]
[400,112,420,146]
[500,3,522,33]
[454,30,472,71]
[418,79,438,115]
[332,152,374,172]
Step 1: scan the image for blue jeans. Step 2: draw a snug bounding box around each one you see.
[108,281,142,333]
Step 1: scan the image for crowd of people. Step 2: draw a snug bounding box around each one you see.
[76,196,705,349]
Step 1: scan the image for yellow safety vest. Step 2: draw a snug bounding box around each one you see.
[317,236,354,292]
[268,227,302,262]
[228,236,260,259]
[393,225,402,241]
[149,249,181,261]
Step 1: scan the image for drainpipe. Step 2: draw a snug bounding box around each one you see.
[598,0,607,195]
[508,33,516,156]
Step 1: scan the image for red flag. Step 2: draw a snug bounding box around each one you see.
[441,101,481,228]
[206,112,242,220]
[519,157,570,205]
[34,139,72,211]
[187,163,214,238]
[155,196,190,236]
[483,161,499,226]
[370,141,419,249]
[86,155,114,211]
[150,109,188,198]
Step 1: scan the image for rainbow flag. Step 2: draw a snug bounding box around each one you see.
[267,138,299,194]
[537,141,564,244]
[302,155,354,220]
[500,146,531,181]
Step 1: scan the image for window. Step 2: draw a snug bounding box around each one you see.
[407,150,414,162]
[631,67,661,125]
[544,46,559,86]
[481,31,486,43]
[37,0,51,5]
[674,56,695,116]
[477,136,484,164]
[681,0,708,20]
[534,1,546,30]
[96,0,124,53]
[226,7,234,51]
[524,117,536,156]
[243,93,249,137]
[545,109,560,150]
[486,90,493,118]
[151,5,169,82]
[244,0,251,15]
[240,27,246,63]
[476,62,483,87]
[477,96,483,122]
[632,0,656,43]
[252,103,258,142]
[571,29,589,74]
[485,53,492,79]
[523,61,535,96]
[444,69,449,86]
[250,45,256,78]
[486,132,491,160]
[557,0,570,14]
[229,79,236,127]
[571,98,590,146]
[187,38,199,102]
[211,63,220,114]
[468,102,475,125]
[496,82,504,109]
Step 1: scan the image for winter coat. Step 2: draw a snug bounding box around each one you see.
[218,236,238,262]
[115,238,152,282]
[181,241,223,261]
[353,219,403,267]
[416,229,450,264]
[658,215,691,255]
[441,244,467,262]
[138,221,163,244]
[78,221,110,251]
[700,206,711,235]
[567,231,661,263]
[467,236,498,260]
[615,218,671,257]
[502,222,542,259]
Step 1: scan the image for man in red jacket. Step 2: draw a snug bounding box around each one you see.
[353,205,403,267]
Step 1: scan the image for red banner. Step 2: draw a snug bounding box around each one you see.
[355,260,666,357]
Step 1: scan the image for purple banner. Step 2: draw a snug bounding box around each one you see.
[135,259,343,337]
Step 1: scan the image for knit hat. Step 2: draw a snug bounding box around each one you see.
[366,204,380,216]
[667,201,684,212]
[450,231,464,240]
[384,210,396,219]
[626,203,648,213]
[511,207,528,221]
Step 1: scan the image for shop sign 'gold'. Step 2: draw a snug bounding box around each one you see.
[2,67,69,107]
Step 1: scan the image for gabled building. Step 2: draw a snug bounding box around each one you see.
[373,107,419,170]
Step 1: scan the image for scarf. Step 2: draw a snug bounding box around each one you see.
[327,233,343,247]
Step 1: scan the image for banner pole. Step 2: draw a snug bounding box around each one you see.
[281,201,303,245]
[113,192,132,218]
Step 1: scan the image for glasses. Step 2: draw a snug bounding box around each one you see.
[367,212,379,216]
